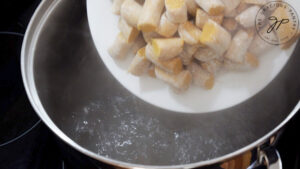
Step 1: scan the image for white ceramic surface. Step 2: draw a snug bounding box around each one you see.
[86,0,299,113]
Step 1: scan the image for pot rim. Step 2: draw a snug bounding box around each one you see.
[21,0,300,168]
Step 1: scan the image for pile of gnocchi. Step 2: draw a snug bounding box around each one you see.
[108,0,297,92]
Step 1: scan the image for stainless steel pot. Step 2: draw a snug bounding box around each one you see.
[21,0,300,168]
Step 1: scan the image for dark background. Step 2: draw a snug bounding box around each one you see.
[0,0,41,33]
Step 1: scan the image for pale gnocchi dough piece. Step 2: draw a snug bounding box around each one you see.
[138,0,165,32]
[120,0,143,27]
[112,0,125,15]
[224,29,254,63]
[178,21,202,45]
[186,0,199,16]
[195,8,224,29]
[221,0,241,15]
[194,47,219,62]
[201,59,223,75]
[118,18,139,43]
[179,44,199,65]
[165,0,188,24]
[155,67,192,90]
[195,0,225,16]
[145,44,183,74]
[235,6,261,28]
[142,31,162,43]
[128,47,151,76]
[108,33,133,59]
[188,62,215,89]
[157,12,179,38]
[199,19,232,56]
[151,38,184,60]
[224,52,259,70]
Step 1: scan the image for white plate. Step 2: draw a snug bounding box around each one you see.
[86,0,299,113]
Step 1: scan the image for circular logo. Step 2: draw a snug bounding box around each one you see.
[255,1,299,45]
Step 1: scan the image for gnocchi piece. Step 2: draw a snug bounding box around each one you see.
[179,44,200,65]
[245,52,259,68]
[142,31,162,43]
[145,44,183,74]
[118,18,139,43]
[195,8,224,29]
[225,1,250,17]
[165,0,188,24]
[128,47,151,76]
[224,52,259,70]
[155,67,192,90]
[151,38,184,60]
[236,2,249,14]
[194,47,219,62]
[108,33,133,59]
[188,62,215,89]
[195,0,225,16]
[138,0,165,32]
[186,0,199,16]
[201,59,223,75]
[120,0,143,27]
[112,0,125,15]
[178,21,202,45]
[222,0,241,15]
[225,9,238,17]
[222,18,238,32]
[147,64,156,78]
[157,12,179,38]
[224,29,254,63]
[131,34,147,54]
[235,6,261,28]
[200,19,232,56]
[249,25,276,56]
